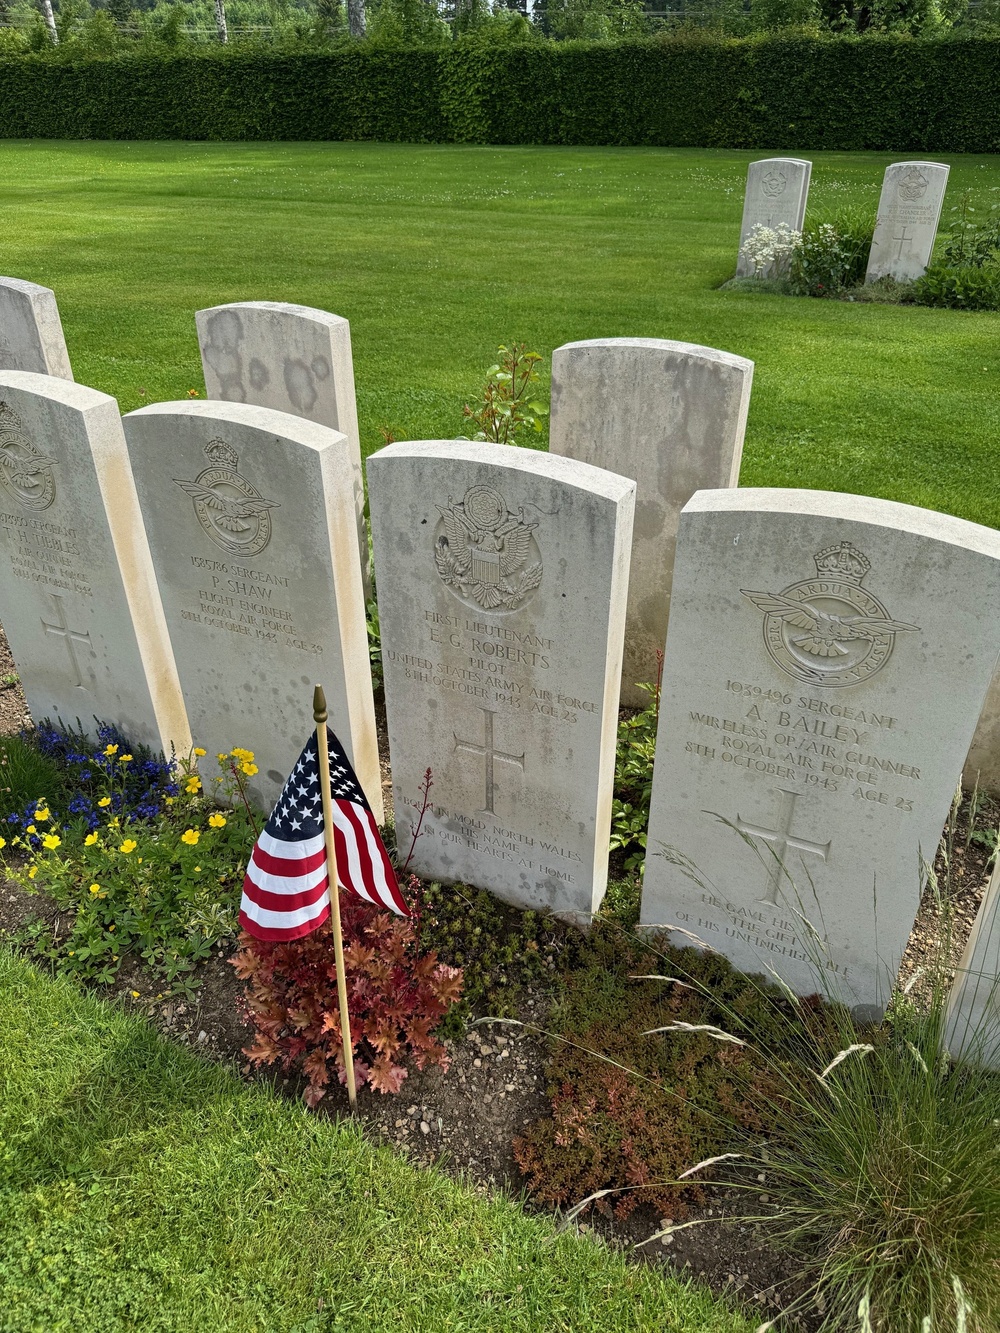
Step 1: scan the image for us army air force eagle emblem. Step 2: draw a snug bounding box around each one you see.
[434,484,543,613]
[742,542,920,688]
[0,401,57,511]
[174,440,278,557]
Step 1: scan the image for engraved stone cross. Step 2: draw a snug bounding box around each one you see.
[736,788,831,907]
[41,593,93,689]
[453,707,524,814]
[892,225,914,260]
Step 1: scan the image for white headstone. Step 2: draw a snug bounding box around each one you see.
[122,399,380,815]
[0,277,73,379]
[368,441,634,922]
[195,301,367,581]
[966,672,1000,793]
[866,162,950,283]
[0,372,188,752]
[549,338,753,705]
[640,488,1000,1012]
[736,158,812,278]
[945,859,1000,1066]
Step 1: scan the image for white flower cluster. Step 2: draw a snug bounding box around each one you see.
[739,222,802,276]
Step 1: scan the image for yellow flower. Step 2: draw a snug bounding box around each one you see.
[108,925,115,932]
[230,747,255,763]
[240,762,258,777]
[27,866,37,880]
[104,744,119,756]
[119,754,133,764]
[109,818,120,829]
[217,753,228,762]
[0,836,5,851]
[185,776,202,793]
[85,832,98,846]
[194,865,201,872]
[119,839,137,854]
[208,813,227,828]
[41,834,61,851]
[98,797,111,809]
[34,807,50,822]
[131,990,140,998]
[26,825,36,835]
[193,747,207,758]
[165,797,175,806]
[89,883,106,898]
[181,829,200,846]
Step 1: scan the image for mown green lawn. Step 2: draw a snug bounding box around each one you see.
[0,949,753,1333]
[3,139,999,527]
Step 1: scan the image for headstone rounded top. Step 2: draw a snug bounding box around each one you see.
[124,396,348,454]
[684,486,1000,557]
[197,300,349,332]
[0,276,73,380]
[0,368,110,412]
[370,439,636,505]
[553,338,754,374]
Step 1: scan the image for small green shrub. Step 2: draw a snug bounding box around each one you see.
[609,677,659,876]
[790,211,874,297]
[462,342,548,446]
[911,262,1000,310]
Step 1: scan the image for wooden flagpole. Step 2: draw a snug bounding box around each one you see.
[313,683,357,1110]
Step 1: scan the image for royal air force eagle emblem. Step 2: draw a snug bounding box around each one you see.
[742,542,920,688]
[174,440,278,557]
[434,484,542,613]
[0,401,57,511]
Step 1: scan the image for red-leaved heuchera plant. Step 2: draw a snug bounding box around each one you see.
[231,887,463,1106]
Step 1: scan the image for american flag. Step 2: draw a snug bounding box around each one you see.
[239,729,408,941]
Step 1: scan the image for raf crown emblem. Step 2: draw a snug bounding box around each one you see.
[898,166,929,201]
[742,542,920,688]
[434,484,542,613]
[760,168,787,198]
[174,439,278,557]
[0,401,57,511]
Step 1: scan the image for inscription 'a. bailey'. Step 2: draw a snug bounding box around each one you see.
[742,541,920,688]
[174,439,278,557]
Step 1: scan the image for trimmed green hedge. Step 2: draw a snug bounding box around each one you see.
[1,36,999,150]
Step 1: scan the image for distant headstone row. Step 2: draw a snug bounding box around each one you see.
[4,274,1000,1037]
[736,158,951,284]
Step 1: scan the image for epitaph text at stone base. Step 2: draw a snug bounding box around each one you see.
[0,277,73,379]
[866,161,950,283]
[640,489,1000,1011]
[368,441,634,921]
[196,301,367,582]
[735,158,812,278]
[550,337,753,705]
[123,400,379,814]
[0,372,188,752]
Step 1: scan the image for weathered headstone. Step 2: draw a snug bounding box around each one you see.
[966,673,1000,793]
[0,277,73,379]
[368,440,634,921]
[945,858,1000,1066]
[0,371,188,752]
[122,399,380,814]
[549,338,753,705]
[866,162,950,283]
[640,488,1000,1011]
[736,158,812,277]
[195,301,367,580]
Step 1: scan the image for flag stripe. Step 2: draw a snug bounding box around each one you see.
[250,842,327,880]
[258,828,325,859]
[239,901,330,941]
[242,866,330,914]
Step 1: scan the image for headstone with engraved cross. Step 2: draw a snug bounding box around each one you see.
[0,277,73,379]
[196,302,368,589]
[122,399,380,815]
[368,441,635,921]
[640,488,1000,1011]
[866,162,950,283]
[736,158,812,278]
[0,371,189,751]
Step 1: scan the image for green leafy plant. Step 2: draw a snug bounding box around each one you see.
[232,887,464,1103]
[609,661,661,876]
[462,343,548,446]
[790,211,875,297]
[0,734,68,822]
[940,189,1000,268]
[911,262,1000,311]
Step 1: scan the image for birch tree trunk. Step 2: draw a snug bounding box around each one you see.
[347,0,365,37]
[38,0,58,43]
[214,0,229,42]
